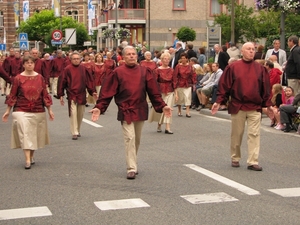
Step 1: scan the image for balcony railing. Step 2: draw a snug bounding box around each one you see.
[98,9,146,24]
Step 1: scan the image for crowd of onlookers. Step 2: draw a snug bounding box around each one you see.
[1,36,299,135]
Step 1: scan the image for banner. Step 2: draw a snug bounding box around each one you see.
[53,0,60,17]
[23,1,29,22]
[88,0,95,35]
[13,1,20,28]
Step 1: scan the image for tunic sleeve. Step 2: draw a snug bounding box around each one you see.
[41,75,53,107]
[5,75,19,106]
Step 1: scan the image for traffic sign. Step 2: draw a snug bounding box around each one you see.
[0,44,6,51]
[51,40,63,45]
[19,33,28,41]
[20,41,29,50]
[52,30,63,41]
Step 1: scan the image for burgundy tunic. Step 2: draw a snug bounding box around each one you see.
[95,64,167,124]
[6,74,52,112]
[57,64,96,116]
[154,67,176,94]
[140,60,157,70]
[0,66,11,84]
[174,64,197,88]
[42,60,52,85]
[81,61,95,76]
[216,59,271,114]
[104,59,116,77]
[2,56,15,75]
[10,57,23,77]
[34,58,43,75]
[94,63,105,86]
[51,57,65,78]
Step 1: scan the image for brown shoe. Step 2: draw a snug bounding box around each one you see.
[127,171,136,179]
[231,161,240,167]
[247,165,262,171]
[72,135,78,140]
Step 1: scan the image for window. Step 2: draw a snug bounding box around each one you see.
[0,11,3,27]
[173,0,186,10]
[210,0,221,15]
[66,10,78,22]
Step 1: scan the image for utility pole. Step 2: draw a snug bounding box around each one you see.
[115,0,118,47]
[230,0,235,44]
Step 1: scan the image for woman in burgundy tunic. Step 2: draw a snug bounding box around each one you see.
[174,53,197,117]
[140,51,157,70]
[149,52,177,134]
[2,56,54,169]
[104,51,116,77]
[94,54,105,95]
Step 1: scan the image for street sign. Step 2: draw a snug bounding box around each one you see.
[51,40,63,45]
[19,41,29,50]
[65,28,76,45]
[0,44,6,51]
[52,30,63,41]
[19,33,28,41]
[84,41,92,46]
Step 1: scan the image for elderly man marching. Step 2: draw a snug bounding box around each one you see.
[90,46,172,180]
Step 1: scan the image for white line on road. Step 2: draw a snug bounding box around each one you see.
[184,164,260,196]
[94,198,150,211]
[268,187,300,197]
[0,206,52,220]
[83,118,103,127]
[181,192,238,204]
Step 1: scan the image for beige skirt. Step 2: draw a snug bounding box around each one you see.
[176,87,192,106]
[11,112,50,149]
[148,92,174,124]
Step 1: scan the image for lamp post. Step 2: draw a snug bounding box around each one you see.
[279,0,286,50]
[230,0,235,44]
[115,0,119,47]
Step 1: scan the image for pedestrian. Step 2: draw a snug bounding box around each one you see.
[57,52,97,140]
[2,55,54,169]
[90,46,172,180]
[211,42,271,171]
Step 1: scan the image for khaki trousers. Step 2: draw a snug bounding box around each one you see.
[51,77,58,95]
[70,100,85,135]
[230,110,261,165]
[288,79,300,95]
[0,78,6,94]
[121,121,144,173]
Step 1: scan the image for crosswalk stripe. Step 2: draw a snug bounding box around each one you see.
[181,192,238,204]
[185,164,260,196]
[268,187,300,197]
[82,118,103,127]
[94,198,150,211]
[0,206,52,220]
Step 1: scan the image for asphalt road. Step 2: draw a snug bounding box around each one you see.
[0,95,299,225]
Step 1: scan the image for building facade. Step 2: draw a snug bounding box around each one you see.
[0,0,256,52]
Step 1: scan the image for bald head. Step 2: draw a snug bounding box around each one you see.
[241,42,255,61]
[268,55,278,63]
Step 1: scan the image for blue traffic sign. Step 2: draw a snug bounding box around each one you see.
[0,44,6,51]
[19,41,29,50]
[19,33,28,41]
[51,40,63,45]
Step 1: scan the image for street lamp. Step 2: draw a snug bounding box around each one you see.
[115,0,119,47]
[279,0,285,50]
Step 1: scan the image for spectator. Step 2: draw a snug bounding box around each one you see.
[265,39,287,66]
[198,47,206,68]
[186,44,197,59]
[227,42,240,60]
[254,45,265,60]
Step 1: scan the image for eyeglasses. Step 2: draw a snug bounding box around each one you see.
[72,58,80,60]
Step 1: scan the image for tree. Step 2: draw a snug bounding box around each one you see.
[17,10,90,47]
[214,3,256,43]
[176,27,196,43]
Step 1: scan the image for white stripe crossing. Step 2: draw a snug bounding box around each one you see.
[185,164,260,196]
[82,118,103,127]
[94,198,150,211]
[0,206,52,220]
[268,188,300,197]
[181,192,238,204]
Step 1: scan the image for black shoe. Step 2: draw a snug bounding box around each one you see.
[127,172,136,179]
[282,125,292,132]
[247,165,262,171]
[165,130,173,134]
[25,163,31,170]
[186,114,191,118]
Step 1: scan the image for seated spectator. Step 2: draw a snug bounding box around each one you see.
[254,45,265,60]
[189,58,204,109]
[279,92,300,132]
[268,55,282,72]
[197,63,223,110]
[282,86,295,105]
[195,63,212,110]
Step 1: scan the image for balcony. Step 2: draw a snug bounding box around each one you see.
[98,9,146,28]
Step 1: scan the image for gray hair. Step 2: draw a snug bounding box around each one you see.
[122,46,137,56]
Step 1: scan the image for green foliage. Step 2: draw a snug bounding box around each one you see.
[254,10,280,38]
[214,4,256,43]
[18,9,89,48]
[176,26,196,43]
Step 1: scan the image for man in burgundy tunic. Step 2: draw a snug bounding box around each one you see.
[31,48,43,75]
[2,48,15,95]
[211,42,271,171]
[90,46,172,180]
[51,50,66,97]
[41,53,52,92]
[57,52,97,140]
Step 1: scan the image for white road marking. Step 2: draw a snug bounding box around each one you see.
[199,114,230,122]
[268,187,300,197]
[0,206,52,220]
[82,118,103,127]
[181,192,238,204]
[94,198,150,211]
[185,164,260,196]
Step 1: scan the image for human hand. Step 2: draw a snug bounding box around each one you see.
[89,108,101,121]
[211,103,220,115]
[2,111,9,122]
[60,97,64,106]
[93,92,98,101]
[48,110,54,121]
[162,106,173,118]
